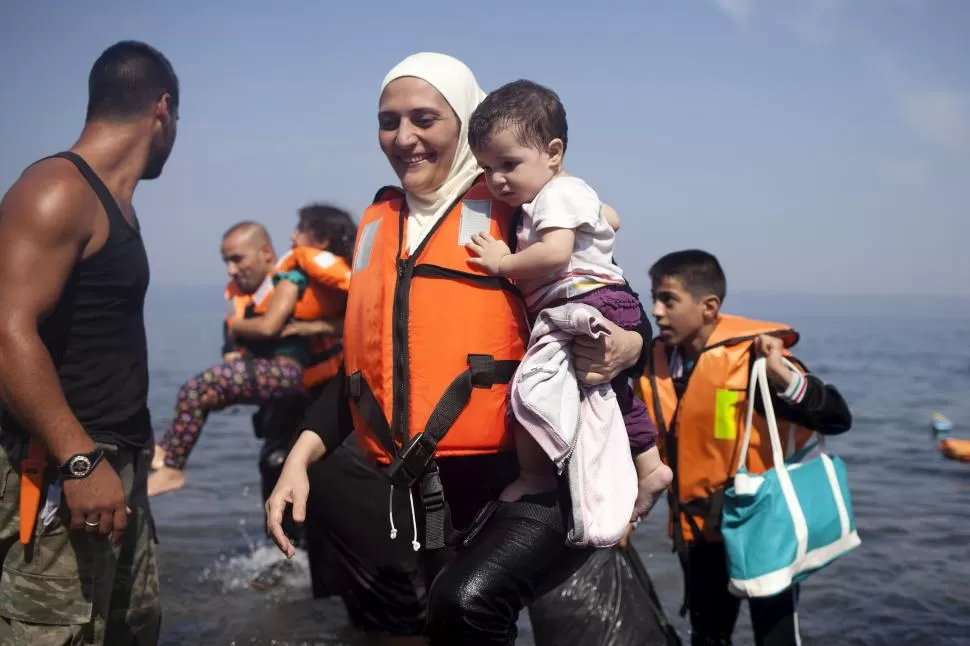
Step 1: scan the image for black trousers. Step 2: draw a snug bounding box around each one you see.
[304,440,427,634]
[686,542,800,646]
[420,455,591,646]
[303,447,677,645]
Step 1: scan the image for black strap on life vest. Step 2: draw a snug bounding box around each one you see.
[347,371,396,457]
[347,354,518,550]
[385,354,518,489]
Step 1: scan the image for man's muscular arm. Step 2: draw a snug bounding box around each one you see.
[0,167,98,463]
[0,164,130,540]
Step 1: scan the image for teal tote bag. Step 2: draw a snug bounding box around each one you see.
[721,356,861,598]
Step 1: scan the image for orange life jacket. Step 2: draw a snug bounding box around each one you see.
[225,275,273,325]
[224,266,345,389]
[275,246,351,319]
[343,179,528,472]
[636,314,816,544]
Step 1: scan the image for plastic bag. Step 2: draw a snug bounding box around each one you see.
[529,545,682,646]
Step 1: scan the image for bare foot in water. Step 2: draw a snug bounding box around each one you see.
[150,444,166,470]
[147,466,185,496]
[632,447,673,520]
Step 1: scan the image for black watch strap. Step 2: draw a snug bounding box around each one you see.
[58,447,105,479]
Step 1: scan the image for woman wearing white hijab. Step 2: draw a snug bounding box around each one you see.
[378,52,486,251]
[267,52,650,644]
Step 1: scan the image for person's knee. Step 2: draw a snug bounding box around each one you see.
[426,563,513,643]
[427,570,473,625]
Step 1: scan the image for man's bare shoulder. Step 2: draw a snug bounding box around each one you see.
[0,157,97,239]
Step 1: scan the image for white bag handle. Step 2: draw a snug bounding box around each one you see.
[738,356,810,563]
[737,356,824,473]
[736,356,797,473]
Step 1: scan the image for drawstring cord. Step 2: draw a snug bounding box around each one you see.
[387,485,398,539]
[408,489,420,551]
[387,484,421,552]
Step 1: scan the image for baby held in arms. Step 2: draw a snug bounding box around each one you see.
[464,79,672,521]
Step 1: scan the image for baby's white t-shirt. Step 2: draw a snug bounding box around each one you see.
[515,175,624,312]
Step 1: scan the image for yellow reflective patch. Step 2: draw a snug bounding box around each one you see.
[714,389,740,440]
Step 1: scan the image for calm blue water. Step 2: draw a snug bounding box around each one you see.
[147,285,970,645]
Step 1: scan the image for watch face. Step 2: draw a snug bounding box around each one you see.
[68,455,93,477]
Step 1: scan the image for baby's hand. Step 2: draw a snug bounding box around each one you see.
[465,231,511,276]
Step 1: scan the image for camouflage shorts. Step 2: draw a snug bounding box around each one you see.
[0,438,161,646]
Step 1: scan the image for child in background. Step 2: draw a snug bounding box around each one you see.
[465,78,671,521]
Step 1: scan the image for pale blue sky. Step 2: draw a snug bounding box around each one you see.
[1,0,967,296]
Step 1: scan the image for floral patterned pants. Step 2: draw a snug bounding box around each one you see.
[159,356,303,469]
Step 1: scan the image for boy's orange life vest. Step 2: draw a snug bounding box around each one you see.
[636,314,816,544]
[343,179,529,468]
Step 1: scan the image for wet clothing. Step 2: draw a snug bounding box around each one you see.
[158,356,304,470]
[0,438,161,645]
[304,439,428,634]
[423,487,591,645]
[0,152,152,450]
[306,373,571,644]
[686,542,799,646]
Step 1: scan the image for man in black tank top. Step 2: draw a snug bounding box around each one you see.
[0,41,178,645]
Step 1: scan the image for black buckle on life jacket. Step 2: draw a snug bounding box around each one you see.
[387,432,438,490]
[347,371,362,398]
[420,467,446,513]
[467,354,497,387]
[419,467,455,551]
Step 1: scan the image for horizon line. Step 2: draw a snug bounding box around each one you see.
[145,282,970,300]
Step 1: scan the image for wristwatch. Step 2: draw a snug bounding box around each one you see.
[57,447,105,479]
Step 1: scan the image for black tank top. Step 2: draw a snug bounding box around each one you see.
[1,152,153,449]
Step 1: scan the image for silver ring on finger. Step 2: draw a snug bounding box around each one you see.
[84,518,100,528]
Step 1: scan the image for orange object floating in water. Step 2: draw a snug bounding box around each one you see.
[940,438,970,462]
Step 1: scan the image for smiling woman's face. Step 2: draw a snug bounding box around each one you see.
[378,76,460,195]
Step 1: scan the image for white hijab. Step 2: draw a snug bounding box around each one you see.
[380,52,486,251]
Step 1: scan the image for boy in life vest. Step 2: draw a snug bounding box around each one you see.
[464,78,673,521]
[148,206,355,496]
[639,249,852,646]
